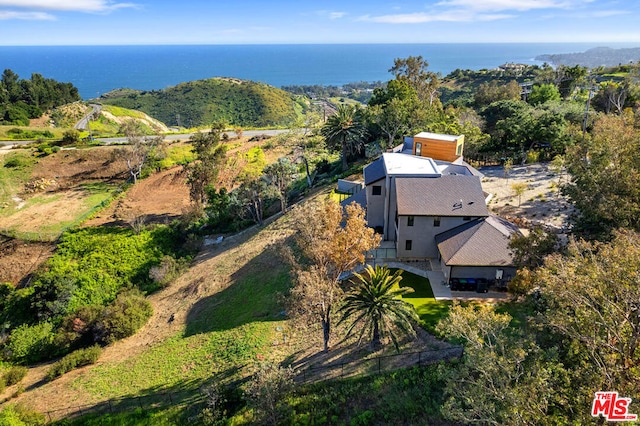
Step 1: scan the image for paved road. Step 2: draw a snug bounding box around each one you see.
[74,104,102,130]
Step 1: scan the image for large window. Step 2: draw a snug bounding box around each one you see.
[457,143,463,156]
[372,185,382,195]
[405,240,412,251]
[407,216,414,226]
[433,216,441,227]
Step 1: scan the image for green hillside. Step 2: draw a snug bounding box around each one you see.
[99,78,301,128]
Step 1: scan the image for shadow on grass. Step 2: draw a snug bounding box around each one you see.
[47,365,246,424]
[184,244,291,336]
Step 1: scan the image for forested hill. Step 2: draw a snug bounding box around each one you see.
[1,69,80,126]
[98,78,300,128]
[536,46,640,68]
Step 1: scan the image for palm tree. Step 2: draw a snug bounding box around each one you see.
[338,265,419,351]
[321,104,367,171]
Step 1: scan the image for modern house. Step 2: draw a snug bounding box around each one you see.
[345,138,518,289]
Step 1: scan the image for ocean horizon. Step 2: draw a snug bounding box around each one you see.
[1,43,637,99]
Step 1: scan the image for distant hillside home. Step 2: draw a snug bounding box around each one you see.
[343,148,519,288]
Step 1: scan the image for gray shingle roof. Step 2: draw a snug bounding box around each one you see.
[435,215,521,266]
[395,175,489,217]
[364,157,386,185]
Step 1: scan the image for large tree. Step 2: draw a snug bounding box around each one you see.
[474,80,521,107]
[287,199,381,352]
[563,113,640,237]
[186,123,227,207]
[389,56,440,106]
[338,265,418,351]
[535,230,640,398]
[436,304,557,425]
[368,97,410,148]
[263,157,297,213]
[321,104,367,172]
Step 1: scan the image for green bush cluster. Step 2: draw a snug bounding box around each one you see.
[0,404,46,426]
[3,322,55,365]
[46,345,102,380]
[30,226,183,319]
[2,366,28,386]
[35,142,60,156]
[3,155,28,169]
[1,225,188,365]
[7,128,55,140]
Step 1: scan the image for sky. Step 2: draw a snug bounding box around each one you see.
[0,0,639,45]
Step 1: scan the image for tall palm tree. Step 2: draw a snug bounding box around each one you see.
[338,265,419,351]
[321,104,367,171]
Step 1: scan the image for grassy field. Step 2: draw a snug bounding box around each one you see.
[74,270,289,400]
[0,151,38,207]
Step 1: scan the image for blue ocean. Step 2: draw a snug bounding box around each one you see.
[0,43,634,99]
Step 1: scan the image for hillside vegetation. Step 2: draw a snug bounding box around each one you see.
[99,78,301,128]
[91,104,170,135]
[1,69,80,127]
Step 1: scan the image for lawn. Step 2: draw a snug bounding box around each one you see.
[393,269,452,332]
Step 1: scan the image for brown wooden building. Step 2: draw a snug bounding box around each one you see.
[412,132,465,162]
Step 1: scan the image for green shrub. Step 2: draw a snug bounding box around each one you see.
[30,226,182,319]
[61,129,80,145]
[149,255,187,287]
[5,322,54,364]
[0,377,5,394]
[96,289,153,344]
[2,366,28,386]
[3,156,25,168]
[47,345,102,380]
[0,404,46,426]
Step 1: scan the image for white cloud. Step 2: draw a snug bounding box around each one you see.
[0,1,138,12]
[359,11,513,23]
[359,0,608,25]
[589,9,629,18]
[0,10,54,19]
[314,10,347,20]
[329,12,346,19]
[434,0,591,12]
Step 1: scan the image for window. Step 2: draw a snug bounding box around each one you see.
[433,216,441,227]
[456,143,463,156]
[463,216,471,221]
[415,142,422,156]
[405,240,413,251]
[407,216,414,226]
[372,185,382,195]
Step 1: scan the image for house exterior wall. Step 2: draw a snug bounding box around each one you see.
[396,215,472,259]
[366,179,386,230]
[448,265,518,282]
[413,135,465,162]
[386,177,398,241]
